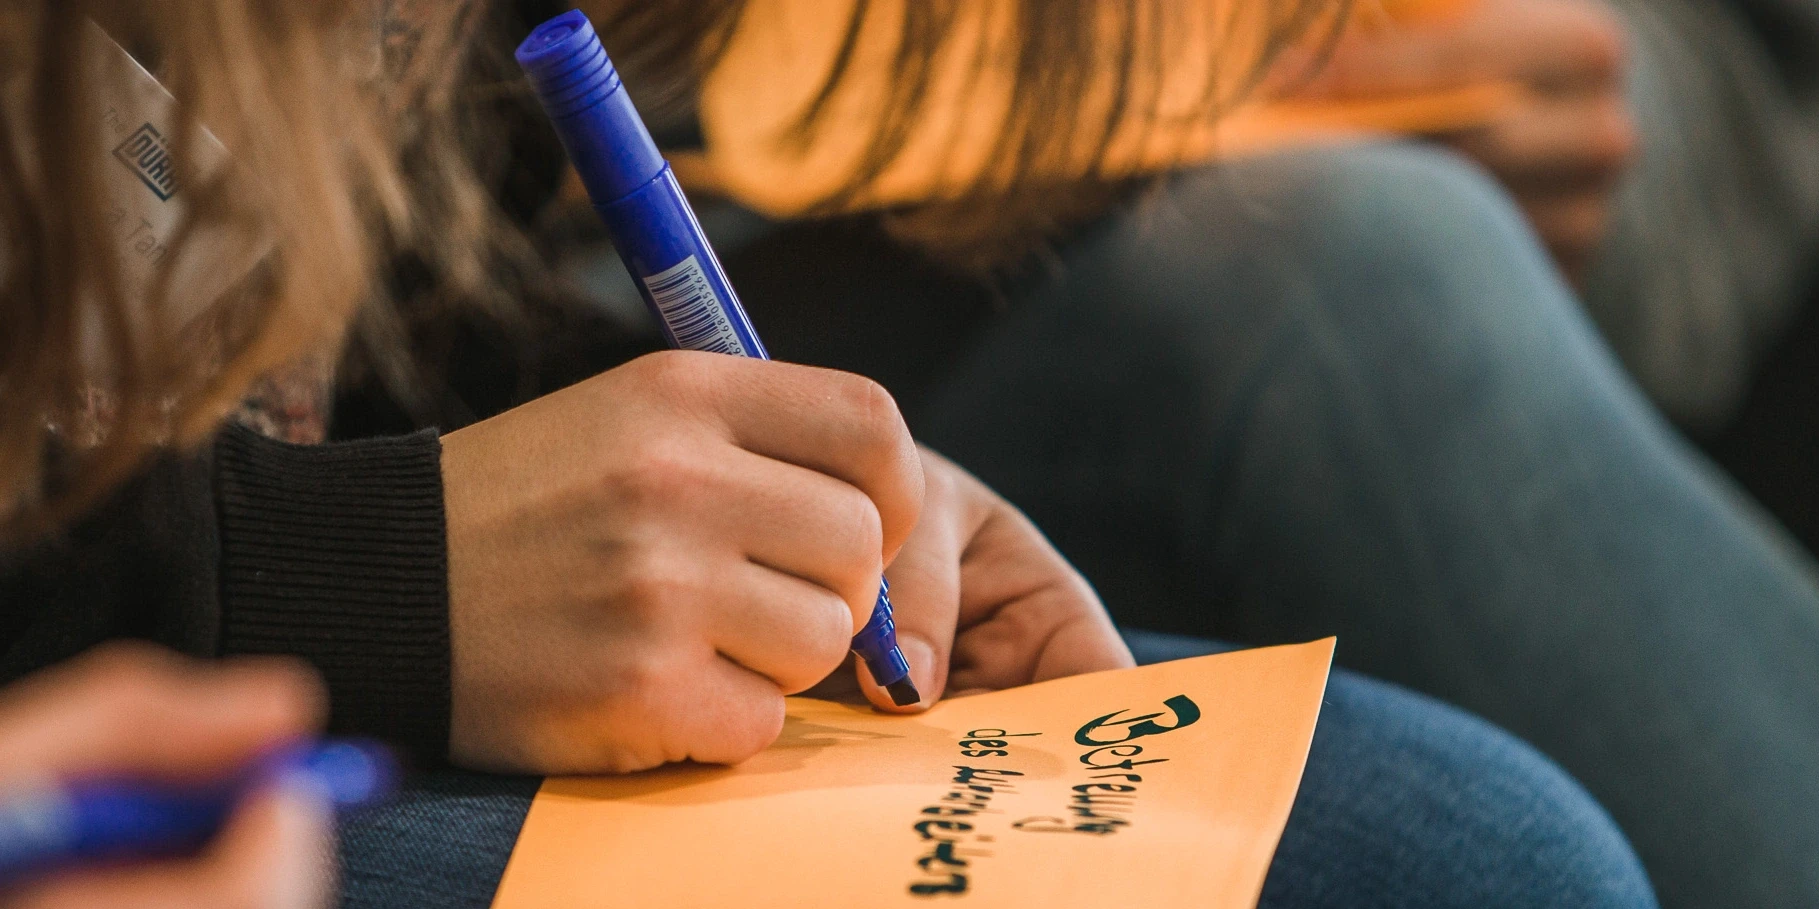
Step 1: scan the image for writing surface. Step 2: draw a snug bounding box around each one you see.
[493,639,1334,909]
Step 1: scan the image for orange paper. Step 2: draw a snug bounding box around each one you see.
[493,639,1335,909]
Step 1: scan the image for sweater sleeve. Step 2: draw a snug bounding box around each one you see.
[0,446,223,682]
[213,424,452,761]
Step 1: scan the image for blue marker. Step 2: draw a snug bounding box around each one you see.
[516,9,920,707]
[0,739,395,889]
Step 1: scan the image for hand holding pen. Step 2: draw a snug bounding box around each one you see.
[423,8,1128,775]
[0,646,390,906]
[515,10,922,708]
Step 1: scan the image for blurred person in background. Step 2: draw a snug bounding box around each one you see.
[1287,0,1819,434]
[0,647,332,909]
[562,1,1819,906]
[0,0,1666,907]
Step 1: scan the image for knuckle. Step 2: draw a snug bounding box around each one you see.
[607,648,686,701]
[824,492,885,620]
[799,594,861,690]
[626,350,724,416]
[829,374,923,531]
[635,349,709,394]
[1566,3,1629,84]
[614,557,697,623]
[838,486,886,565]
[835,373,911,456]
[1061,570,1106,614]
[1591,107,1639,171]
[606,440,709,512]
[921,454,957,501]
[1586,15,1629,81]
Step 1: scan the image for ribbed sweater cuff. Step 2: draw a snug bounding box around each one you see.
[214,424,450,762]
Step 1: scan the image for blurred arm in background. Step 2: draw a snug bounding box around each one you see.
[1284,0,1819,430]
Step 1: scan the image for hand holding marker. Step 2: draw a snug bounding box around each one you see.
[515,10,921,707]
[0,740,394,890]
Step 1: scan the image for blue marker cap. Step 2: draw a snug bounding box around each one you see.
[517,9,920,707]
[0,739,396,890]
[515,11,664,203]
[857,580,916,705]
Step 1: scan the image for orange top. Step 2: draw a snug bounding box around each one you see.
[674,0,1523,216]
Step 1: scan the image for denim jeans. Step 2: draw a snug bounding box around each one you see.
[338,631,1655,908]
[891,146,1819,909]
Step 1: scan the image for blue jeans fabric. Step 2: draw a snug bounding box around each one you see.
[896,144,1819,909]
[337,631,1656,909]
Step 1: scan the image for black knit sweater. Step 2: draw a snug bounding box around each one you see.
[0,291,656,762]
[0,0,656,762]
[0,428,455,757]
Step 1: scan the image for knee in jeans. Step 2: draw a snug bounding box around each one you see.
[1268,674,1658,908]
[1126,143,1577,368]
[1194,142,1536,270]
[1190,143,1599,410]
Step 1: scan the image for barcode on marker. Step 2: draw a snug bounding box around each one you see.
[642,255,749,356]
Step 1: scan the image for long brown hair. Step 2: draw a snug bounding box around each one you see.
[1,0,1335,538]
[0,0,521,538]
[591,0,1344,266]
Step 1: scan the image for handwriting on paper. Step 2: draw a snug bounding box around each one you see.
[492,640,1334,909]
[904,695,1203,897]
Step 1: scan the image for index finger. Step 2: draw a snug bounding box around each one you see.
[0,644,324,788]
[1286,21,1498,101]
[861,461,971,712]
[1289,0,1622,101]
[1499,0,1626,92]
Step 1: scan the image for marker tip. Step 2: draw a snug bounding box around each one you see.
[886,678,921,707]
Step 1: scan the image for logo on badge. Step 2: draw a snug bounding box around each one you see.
[113,123,176,201]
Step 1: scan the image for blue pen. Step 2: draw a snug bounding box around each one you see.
[516,10,921,707]
[0,739,395,889]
